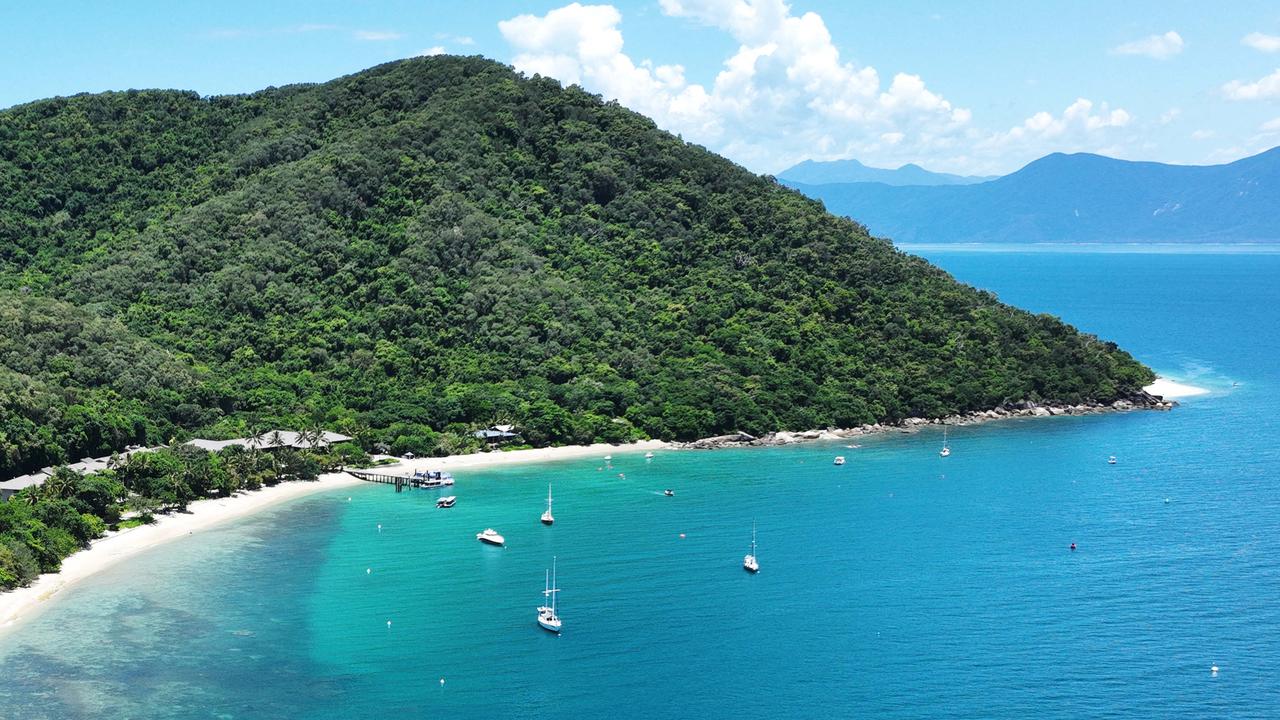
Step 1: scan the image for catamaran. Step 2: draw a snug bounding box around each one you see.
[743,522,759,573]
[541,483,554,525]
[538,557,562,633]
[939,428,951,457]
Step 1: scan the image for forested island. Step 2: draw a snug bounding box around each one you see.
[0,56,1156,584]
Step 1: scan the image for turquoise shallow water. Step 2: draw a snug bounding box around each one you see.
[2,249,1279,718]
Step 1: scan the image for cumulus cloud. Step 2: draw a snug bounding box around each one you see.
[1111,31,1184,60]
[499,2,1134,174]
[977,99,1131,160]
[1261,117,1280,133]
[418,46,448,56]
[499,1,977,171]
[1190,129,1215,140]
[1222,68,1280,100]
[1243,32,1280,53]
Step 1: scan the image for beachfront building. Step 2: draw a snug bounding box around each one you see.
[473,424,521,444]
[185,430,354,453]
[0,431,354,502]
[0,473,46,501]
[0,445,162,501]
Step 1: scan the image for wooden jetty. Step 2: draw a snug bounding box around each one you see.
[346,469,455,493]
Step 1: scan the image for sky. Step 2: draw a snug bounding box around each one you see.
[2,0,1279,175]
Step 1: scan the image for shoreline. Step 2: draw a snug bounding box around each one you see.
[0,440,668,633]
[675,382,1195,450]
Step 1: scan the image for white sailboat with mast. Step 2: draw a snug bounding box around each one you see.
[939,427,951,457]
[538,557,562,633]
[541,483,554,525]
[743,522,759,573]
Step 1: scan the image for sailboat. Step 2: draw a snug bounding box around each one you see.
[538,557,562,633]
[541,483,554,525]
[743,522,759,573]
[939,427,951,457]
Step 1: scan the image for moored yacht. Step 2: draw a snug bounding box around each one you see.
[833,456,845,465]
[939,427,951,457]
[537,557,562,633]
[541,483,554,525]
[476,528,505,546]
[1108,455,1117,465]
[743,522,759,573]
[436,495,456,508]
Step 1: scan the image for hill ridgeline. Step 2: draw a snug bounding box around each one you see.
[0,56,1155,477]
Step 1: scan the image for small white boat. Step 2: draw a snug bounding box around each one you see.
[541,483,554,525]
[1108,455,1117,465]
[603,454,612,461]
[664,489,674,497]
[476,528,505,546]
[436,495,456,508]
[743,522,759,573]
[939,427,951,457]
[538,557,562,633]
[644,451,655,459]
[833,456,846,466]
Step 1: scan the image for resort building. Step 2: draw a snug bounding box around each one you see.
[0,431,353,501]
[473,424,521,443]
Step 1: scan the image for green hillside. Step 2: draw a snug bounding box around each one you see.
[0,55,1154,477]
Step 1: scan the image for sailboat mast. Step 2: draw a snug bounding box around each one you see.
[551,556,558,613]
[547,483,553,511]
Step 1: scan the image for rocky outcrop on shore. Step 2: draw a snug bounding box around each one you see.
[673,392,1174,450]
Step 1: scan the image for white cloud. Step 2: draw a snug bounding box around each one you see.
[499,2,1138,174]
[354,30,403,41]
[418,46,448,56]
[499,1,976,172]
[1190,129,1215,140]
[1111,31,1184,60]
[977,98,1132,162]
[1159,108,1181,124]
[1243,32,1280,53]
[1223,68,1280,100]
[1261,117,1280,132]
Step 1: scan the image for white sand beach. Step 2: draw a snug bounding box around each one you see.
[0,440,669,631]
[1144,377,1211,399]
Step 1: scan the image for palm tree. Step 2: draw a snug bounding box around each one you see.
[42,466,80,501]
[267,430,286,482]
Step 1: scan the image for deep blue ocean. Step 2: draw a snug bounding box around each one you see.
[1,248,1278,719]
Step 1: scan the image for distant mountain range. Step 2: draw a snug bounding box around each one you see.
[782,148,1280,243]
[779,158,995,186]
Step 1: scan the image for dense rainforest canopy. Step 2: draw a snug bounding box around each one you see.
[0,55,1154,480]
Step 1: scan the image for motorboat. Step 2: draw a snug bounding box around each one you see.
[476,528,505,546]
[664,489,674,497]
[436,495,456,508]
[833,456,845,465]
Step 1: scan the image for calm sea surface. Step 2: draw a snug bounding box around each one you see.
[1,249,1277,719]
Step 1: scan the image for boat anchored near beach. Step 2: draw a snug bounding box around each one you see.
[541,483,554,525]
[744,522,760,573]
[436,495,456,508]
[538,557,562,633]
[477,528,505,546]
[939,428,951,458]
[833,455,845,465]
